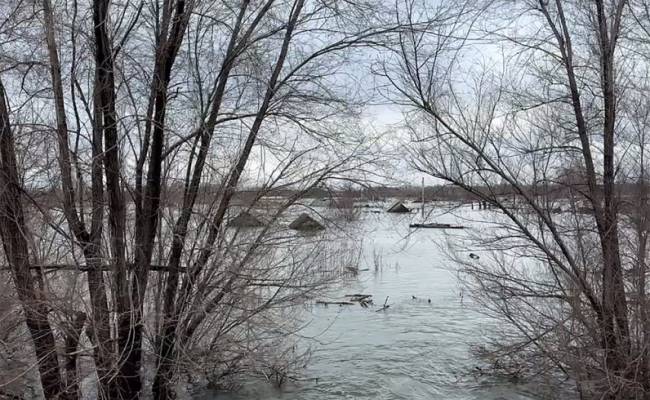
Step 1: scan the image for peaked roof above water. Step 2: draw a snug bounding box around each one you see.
[289,213,325,231]
[387,202,410,213]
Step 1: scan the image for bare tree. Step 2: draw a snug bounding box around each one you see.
[383,0,650,398]
[0,0,392,399]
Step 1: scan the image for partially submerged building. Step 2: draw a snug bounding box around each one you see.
[387,201,410,213]
[289,213,325,231]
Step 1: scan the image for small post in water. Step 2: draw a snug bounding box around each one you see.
[421,177,425,220]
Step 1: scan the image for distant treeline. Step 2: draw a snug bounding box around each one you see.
[24,181,648,209]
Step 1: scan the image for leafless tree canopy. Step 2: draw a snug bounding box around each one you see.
[8,0,650,399]
[383,0,650,398]
[0,0,392,399]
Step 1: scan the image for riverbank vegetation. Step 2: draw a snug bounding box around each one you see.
[2,1,650,399]
[0,0,385,398]
[384,1,650,398]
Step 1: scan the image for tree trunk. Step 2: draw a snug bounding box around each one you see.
[42,0,115,396]
[152,2,252,398]
[91,0,134,397]
[0,77,67,400]
[63,311,86,400]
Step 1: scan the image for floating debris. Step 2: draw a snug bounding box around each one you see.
[345,266,359,275]
[345,294,371,301]
[412,295,432,304]
[375,296,390,312]
[345,294,373,308]
[316,294,374,308]
[315,300,354,306]
[409,222,465,229]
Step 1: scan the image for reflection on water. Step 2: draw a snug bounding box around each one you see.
[205,208,550,400]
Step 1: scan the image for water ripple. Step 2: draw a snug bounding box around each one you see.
[210,212,547,400]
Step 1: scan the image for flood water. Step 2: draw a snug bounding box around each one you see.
[208,207,552,400]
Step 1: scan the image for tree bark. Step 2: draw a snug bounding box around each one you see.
[128,2,193,398]
[91,0,134,397]
[0,77,67,400]
[42,1,114,397]
[152,2,253,398]
[63,311,86,400]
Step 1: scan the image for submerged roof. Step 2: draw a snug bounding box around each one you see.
[289,213,325,231]
[228,211,264,228]
[387,202,410,213]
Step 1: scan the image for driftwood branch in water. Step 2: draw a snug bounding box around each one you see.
[315,294,375,308]
[375,296,390,312]
[315,300,354,306]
